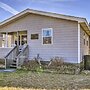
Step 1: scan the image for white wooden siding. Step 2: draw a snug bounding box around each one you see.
[80,26,89,62]
[0,14,78,63]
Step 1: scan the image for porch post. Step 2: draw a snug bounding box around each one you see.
[5,32,8,47]
[17,31,19,46]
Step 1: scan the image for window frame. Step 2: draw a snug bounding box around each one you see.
[31,34,39,40]
[87,40,88,46]
[42,28,53,45]
[84,39,85,45]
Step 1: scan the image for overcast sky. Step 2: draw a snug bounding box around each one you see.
[0,0,90,22]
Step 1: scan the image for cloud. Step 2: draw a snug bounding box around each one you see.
[0,1,19,15]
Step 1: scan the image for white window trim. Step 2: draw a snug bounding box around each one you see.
[42,28,53,45]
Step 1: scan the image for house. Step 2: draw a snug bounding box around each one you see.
[0,8,90,68]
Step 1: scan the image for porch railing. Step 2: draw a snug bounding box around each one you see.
[16,45,29,68]
[4,46,18,69]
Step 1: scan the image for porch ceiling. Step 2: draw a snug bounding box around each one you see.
[0,30,27,34]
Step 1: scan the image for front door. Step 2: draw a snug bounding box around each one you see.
[19,35,27,46]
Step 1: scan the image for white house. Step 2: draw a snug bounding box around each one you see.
[0,9,90,68]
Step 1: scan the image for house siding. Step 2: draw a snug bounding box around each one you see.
[80,26,89,62]
[0,14,78,63]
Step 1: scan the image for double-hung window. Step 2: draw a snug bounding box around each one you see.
[42,28,53,44]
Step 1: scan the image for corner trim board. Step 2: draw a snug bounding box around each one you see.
[78,23,80,63]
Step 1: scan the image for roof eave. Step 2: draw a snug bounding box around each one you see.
[0,9,87,27]
[79,21,90,35]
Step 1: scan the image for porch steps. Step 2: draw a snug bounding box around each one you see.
[10,65,17,68]
[6,45,28,69]
[9,47,21,68]
[10,59,17,68]
[9,47,23,68]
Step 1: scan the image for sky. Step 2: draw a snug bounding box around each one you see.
[0,0,90,23]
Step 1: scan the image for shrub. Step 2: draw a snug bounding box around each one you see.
[48,56,64,68]
[0,59,5,69]
[22,60,41,71]
[21,57,80,74]
[36,66,44,73]
[46,57,80,74]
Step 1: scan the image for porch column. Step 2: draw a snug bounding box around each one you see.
[17,31,19,46]
[0,33,3,47]
[5,32,8,47]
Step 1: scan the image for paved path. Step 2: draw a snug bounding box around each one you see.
[0,69,16,72]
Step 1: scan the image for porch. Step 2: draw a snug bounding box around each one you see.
[0,30,29,69]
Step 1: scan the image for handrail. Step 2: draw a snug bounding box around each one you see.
[5,45,17,58]
[4,45,18,68]
[18,45,28,57]
[4,45,28,69]
[16,45,29,68]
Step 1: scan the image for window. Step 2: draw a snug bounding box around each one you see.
[42,28,53,44]
[87,41,88,46]
[84,33,85,36]
[84,39,85,45]
[31,34,39,40]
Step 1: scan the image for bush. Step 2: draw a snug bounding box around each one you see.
[21,57,80,74]
[48,57,64,68]
[22,60,41,71]
[48,62,80,74]
[44,57,80,74]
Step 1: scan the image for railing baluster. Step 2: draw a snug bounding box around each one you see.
[5,58,7,69]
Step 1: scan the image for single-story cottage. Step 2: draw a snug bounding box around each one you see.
[0,8,90,68]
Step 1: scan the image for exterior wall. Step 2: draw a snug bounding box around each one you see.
[0,14,78,63]
[80,26,89,62]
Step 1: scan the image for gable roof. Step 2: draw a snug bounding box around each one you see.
[0,8,90,35]
[0,8,87,25]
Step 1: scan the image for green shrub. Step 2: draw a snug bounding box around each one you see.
[36,66,44,73]
[22,60,40,71]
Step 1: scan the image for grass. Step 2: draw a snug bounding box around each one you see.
[0,70,90,90]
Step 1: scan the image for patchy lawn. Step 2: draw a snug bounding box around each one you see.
[0,70,90,90]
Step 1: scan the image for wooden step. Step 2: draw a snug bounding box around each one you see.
[10,61,17,68]
[13,60,16,62]
[12,63,16,66]
[10,65,17,68]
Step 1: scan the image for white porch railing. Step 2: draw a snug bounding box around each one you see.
[0,47,13,69]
